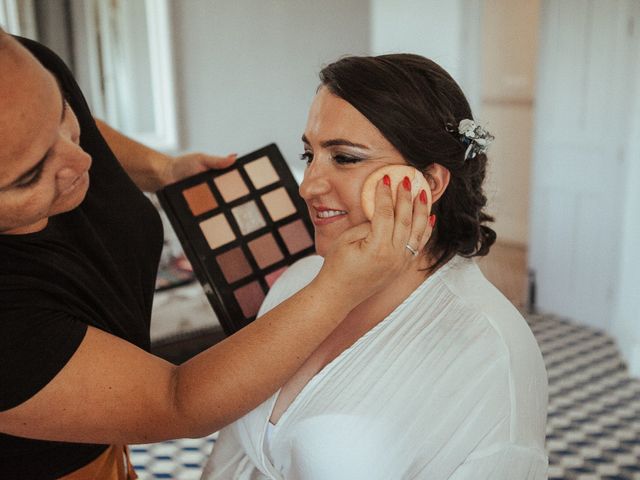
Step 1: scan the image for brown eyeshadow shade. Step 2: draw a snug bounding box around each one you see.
[216,247,253,283]
[248,233,284,268]
[244,156,279,189]
[233,281,265,318]
[265,266,287,287]
[278,219,313,254]
[199,214,235,249]
[231,200,266,235]
[214,170,250,202]
[182,183,217,216]
[261,187,297,222]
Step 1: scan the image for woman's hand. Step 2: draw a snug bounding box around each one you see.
[316,175,433,306]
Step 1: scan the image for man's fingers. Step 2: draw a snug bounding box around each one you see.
[200,153,237,170]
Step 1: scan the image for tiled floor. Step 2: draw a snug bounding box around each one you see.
[533,314,640,480]
[131,312,640,479]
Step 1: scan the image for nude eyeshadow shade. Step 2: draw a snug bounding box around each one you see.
[157,144,316,334]
[279,219,313,254]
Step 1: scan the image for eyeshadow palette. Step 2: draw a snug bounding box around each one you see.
[157,144,315,335]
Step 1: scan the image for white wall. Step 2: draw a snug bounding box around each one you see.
[171,0,370,182]
[530,0,639,359]
[370,0,464,80]
[612,1,640,375]
[481,0,539,245]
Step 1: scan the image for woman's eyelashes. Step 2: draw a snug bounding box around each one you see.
[299,151,313,166]
[299,150,365,166]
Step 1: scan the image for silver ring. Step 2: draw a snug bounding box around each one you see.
[405,243,419,256]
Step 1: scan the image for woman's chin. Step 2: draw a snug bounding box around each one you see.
[313,237,329,258]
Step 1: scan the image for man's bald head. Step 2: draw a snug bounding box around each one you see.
[0,26,19,67]
[0,25,7,50]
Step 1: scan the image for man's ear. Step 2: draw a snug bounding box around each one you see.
[422,163,450,203]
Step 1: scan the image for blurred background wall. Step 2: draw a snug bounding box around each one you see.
[2,0,640,374]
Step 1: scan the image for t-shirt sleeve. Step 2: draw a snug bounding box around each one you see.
[0,303,87,411]
[445,443,548,480]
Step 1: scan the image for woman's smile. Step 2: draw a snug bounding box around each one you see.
[310,205,349,226]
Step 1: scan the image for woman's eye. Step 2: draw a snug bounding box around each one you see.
[299,151,313,166]
[333,154,364,165]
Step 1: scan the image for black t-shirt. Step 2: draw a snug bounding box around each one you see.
[0,38,164,477]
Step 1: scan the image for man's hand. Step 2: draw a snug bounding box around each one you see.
[161,152,237,186]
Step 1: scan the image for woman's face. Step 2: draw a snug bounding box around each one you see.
[300,87,407,256]
[0,35,91,235]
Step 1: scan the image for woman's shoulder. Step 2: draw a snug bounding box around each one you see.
[436,256,536,345]
[432,256,548,447]
[257,255,323,317]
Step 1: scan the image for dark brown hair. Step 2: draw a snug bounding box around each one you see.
[319,53,496,272]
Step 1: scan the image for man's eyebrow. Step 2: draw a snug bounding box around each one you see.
[301,134,369,150]
[0,77,67,191]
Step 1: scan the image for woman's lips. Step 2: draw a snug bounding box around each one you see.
[310,206,348,226]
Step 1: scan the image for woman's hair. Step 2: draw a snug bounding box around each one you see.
[319,53,496,272]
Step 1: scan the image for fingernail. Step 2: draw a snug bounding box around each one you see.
[420,189,427,204]
[429,214,436,227]
[383,174,391,187]
[402,176,411,191]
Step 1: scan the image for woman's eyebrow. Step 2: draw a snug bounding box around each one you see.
[301,134,369,150]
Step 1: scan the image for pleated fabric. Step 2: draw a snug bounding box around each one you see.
[202,256,548,480]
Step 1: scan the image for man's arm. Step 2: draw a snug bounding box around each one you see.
[95,119,235,192]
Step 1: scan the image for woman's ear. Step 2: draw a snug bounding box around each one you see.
[422,163,450,203]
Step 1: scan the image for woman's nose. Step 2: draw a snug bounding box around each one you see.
[299,161,331,200]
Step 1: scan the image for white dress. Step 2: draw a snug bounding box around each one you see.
[202,256,548,480]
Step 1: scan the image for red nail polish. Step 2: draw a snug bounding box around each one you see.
[383,175,391,187]
[429,214,436,227]
[420,190,427,204]
[402,176,411,191]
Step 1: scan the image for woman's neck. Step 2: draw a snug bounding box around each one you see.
[319,254,437,351]
[348,254,433,324]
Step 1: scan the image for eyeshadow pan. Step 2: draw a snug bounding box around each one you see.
[232,200,266,235]
[265,266,287,287]
[262,187,296,222]
[279,219,313,254]
[248,233,284,268]
[234,281,265,319]
[244,156,279,189]
[216,247,253,283]
[199,214,235,249]
[182,183,217,216]
[214,170,250,202]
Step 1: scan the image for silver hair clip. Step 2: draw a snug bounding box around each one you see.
[454,119,494,160]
